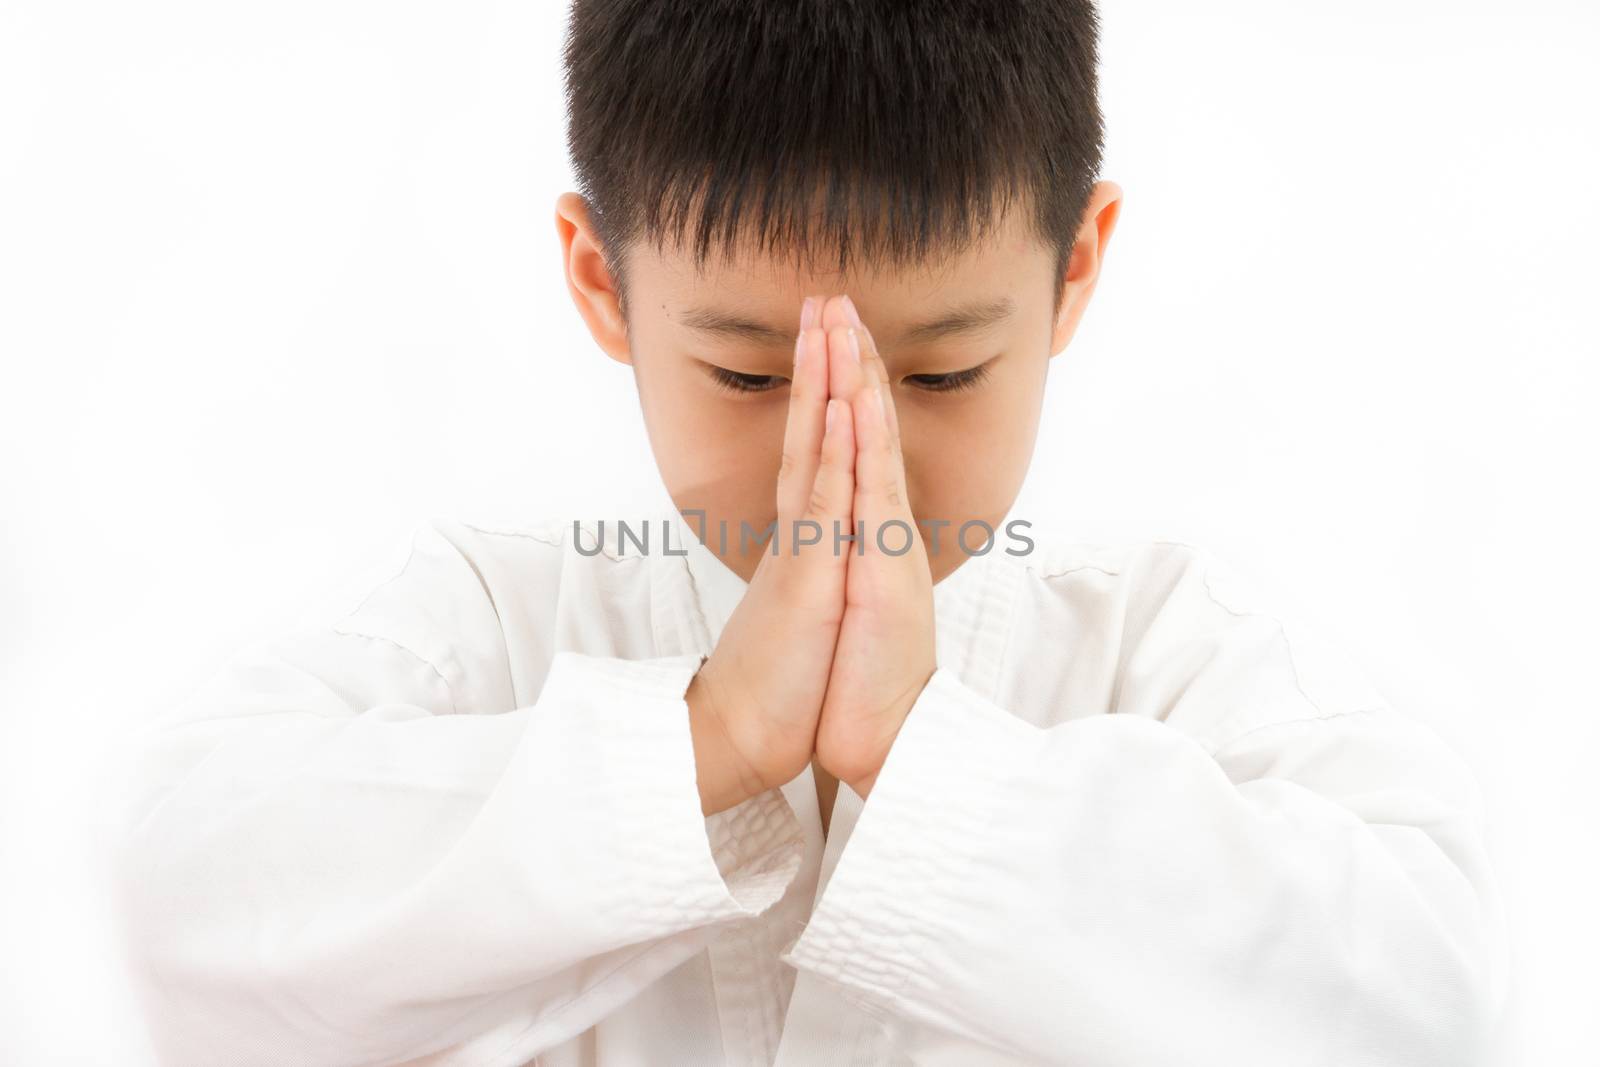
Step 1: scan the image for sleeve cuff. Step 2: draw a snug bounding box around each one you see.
[778,665,1037,1005]
[538,650,805,933]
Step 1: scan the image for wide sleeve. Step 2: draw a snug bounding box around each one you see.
[93,524,805,1067]
[779,551,1508,1067]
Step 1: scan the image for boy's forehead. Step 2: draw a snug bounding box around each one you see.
[638,206,1047,327]
[674,291,1020,350]
[674,201,1038,278]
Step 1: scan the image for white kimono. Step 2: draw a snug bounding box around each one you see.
[98,482,1509,1066]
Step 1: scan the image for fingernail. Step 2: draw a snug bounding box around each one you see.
[794,329,805,370]
[847,327,860,364]
[801,296,819,330]
[825,398,838,432]
[841,294,861,327]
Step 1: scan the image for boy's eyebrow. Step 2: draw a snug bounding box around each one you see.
[897,297,1016,344]
[678,296,1017,346]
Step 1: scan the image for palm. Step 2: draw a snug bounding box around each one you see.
[815,529,934,786]
[805,292,939,795]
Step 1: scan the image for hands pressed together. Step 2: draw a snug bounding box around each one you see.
[686,294,938,815]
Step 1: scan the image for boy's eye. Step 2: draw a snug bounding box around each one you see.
[704,357,995,396]
[905,359,995,394]
[706,365,787,395]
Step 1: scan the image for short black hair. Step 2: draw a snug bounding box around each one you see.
[561,0,1104,326]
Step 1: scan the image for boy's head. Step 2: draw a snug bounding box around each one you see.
[556,0,1120,584]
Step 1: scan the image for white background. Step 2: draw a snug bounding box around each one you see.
[2,1,1594,1062]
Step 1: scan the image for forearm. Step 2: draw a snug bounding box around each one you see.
[783,667,1505,1066]
[101,636,805,1065]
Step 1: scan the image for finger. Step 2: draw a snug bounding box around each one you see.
[821,295,915,559]
[849,317,902,449]
[826,322,869,402]
[836,299,903,464]
[774,297,825,522]
[820,296,868,400]
[799,396,856,565]
[832,292,908,460]
[852,371,916,558]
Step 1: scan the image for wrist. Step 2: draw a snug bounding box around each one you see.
[686,666,772,815]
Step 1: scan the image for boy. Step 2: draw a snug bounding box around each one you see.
[100,1,1508,1064]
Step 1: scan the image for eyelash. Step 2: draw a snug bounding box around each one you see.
[907,362,994,394]
[706,367,784,395]
[707,361,994,396]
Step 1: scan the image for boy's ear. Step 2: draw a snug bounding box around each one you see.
[555,192,633,366]
[1050,180,1123,357]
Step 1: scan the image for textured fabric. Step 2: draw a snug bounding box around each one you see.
[98,482,1509,1066]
